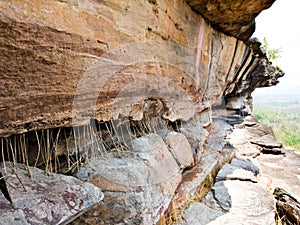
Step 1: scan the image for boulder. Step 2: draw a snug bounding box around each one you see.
[215,160,258,183]
[274,187,300,225]
[180,124,209,163]
[74,134,182,224]
[165,131,194,169]
[0,162,103,225]
[177,202,223,225]
[161,116,235,221]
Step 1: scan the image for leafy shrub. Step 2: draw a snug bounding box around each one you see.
[262,37,282,62]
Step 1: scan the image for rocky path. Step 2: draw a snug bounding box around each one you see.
[176,113,300,225]
[232,116,300,202]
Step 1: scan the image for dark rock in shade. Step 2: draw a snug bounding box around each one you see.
[178,202,223,225]
[274,187,300,225]
[261,147,285,155]
[230,158,260,175]
[0,162,103,225]
[224,50,284,112]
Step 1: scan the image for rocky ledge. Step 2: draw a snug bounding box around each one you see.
[0,0,281,136]
[175,112,300,225]
[1,109,299,224]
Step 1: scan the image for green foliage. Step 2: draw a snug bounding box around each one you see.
[263,37,282,62]
[282,130,300,147]
[253,96,300,151]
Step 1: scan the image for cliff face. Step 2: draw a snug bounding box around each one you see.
[0,0,288,224]
[0,0,279,137]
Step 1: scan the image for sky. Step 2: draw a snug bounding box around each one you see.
[252,0,300,96]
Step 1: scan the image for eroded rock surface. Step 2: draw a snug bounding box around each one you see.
[0,0,282,137]
[178,179,275,225]
[229,116,300,200]
[0,0,290,225]
[0,162,103,225]
[186,0,276,41]
[175,117,276,225]
[174,112,300,225]
[274,187,300,225]
[73,133,182,224]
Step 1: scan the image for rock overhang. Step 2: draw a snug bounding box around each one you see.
[0,1,290,224]
[0,0,282,137]
[186,0,276,42]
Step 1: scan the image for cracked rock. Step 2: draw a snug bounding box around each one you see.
[176,157,274,225]
[0,162,103,225]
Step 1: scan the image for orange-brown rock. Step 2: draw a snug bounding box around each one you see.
[0,0,278,137]
[0,1,288,225]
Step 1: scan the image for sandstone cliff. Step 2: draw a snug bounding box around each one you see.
[1,0,296,225]
[0,0,280,136]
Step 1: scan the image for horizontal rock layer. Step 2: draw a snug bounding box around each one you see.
[0,0,282,137]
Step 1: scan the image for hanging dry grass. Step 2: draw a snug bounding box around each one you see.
[0,116,176,177]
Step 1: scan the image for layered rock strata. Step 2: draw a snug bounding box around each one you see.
[0,0,281,137]
[0,0,287,224]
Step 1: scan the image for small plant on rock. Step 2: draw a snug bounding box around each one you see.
[263,37,282,62]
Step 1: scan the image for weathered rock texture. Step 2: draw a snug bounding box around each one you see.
[175,113,300,225]
[0,0,288,225]
[71,111,236,225]
[274,187,300,225]
[0,162,103,225]
[0,0,281,137]
[229,116,300,200]
[186,0,276,41]
[176,158,275,225]
[74,134,183,224]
